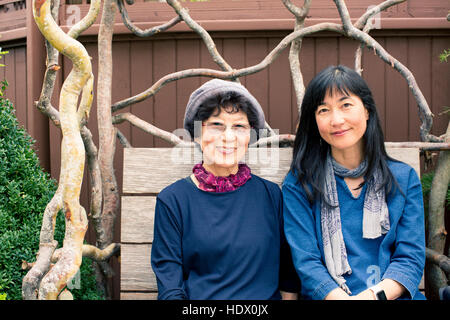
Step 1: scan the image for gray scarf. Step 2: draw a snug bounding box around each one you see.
[321,153,390,294]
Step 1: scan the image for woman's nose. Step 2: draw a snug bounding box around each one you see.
[330,110,345,126]
[222,126,237,141]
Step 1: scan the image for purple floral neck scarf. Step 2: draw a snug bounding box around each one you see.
[192,163,252,193]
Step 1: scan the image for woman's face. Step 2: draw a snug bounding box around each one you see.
[197,107,251,176]
[315,89,369,158]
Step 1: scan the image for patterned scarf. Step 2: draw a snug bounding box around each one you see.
[192,163,252,193]
[321,153,390,294]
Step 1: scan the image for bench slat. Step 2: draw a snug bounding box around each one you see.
[123,147,420,194]
[121,244,157,292]
[120,292,158,300]
[121,196,156,243]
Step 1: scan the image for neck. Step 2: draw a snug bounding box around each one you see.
[331,145,364,170]
[203,163,239,177]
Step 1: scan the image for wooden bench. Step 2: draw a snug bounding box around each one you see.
[120,146,422,300]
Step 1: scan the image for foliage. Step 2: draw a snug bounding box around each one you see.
[0,47,7,67]
[439,49,450,63]
[0,94,103,300]
[0,48,8,97]
[0,286,6,300]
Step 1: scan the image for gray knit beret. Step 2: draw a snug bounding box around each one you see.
[183,79,265,132]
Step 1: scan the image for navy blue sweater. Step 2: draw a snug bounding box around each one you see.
[151,174,300,300]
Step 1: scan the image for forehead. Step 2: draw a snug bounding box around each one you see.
[320,86,360,103]
[207,109,249,122]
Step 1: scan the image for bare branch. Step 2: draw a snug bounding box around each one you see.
[116,128,132,148]
[82,243,121,262]
[165,0,233,73]
[116,0,182,37]
[77,74,94,127]
[31,0,93,299]
[52,244,121,263]
[333,0,438,142]
[68,0,102,39]
[250,134,296,148]
[385,142,450,151]
[282,0,311,19]
[111,22,343,113]
[282,0,311,115]
[354,0,406,30]
[426,247,450,274]
[354,0,406,75]
[112,112,194,146]
[354,23,372,75]
[80,127,103,238]
[97,0,120,259]
[22,241,58,299]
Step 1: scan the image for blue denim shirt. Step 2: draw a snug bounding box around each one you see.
[282,160,426,300]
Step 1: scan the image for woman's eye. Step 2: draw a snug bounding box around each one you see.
[342,103,352,108]
[317,108,328,114]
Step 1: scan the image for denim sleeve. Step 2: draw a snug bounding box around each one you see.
[151,198,187,300]
[282,179,338,300]
[382,168,426,299]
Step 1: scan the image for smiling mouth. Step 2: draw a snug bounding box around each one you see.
[332,129,350,136]
[216,146,237,154]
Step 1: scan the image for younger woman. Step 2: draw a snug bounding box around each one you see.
[283,65,426,300]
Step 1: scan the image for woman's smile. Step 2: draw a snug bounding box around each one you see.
[216,146,237,154]
[331,128,351,136]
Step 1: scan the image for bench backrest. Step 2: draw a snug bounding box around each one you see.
[120,146,420,300]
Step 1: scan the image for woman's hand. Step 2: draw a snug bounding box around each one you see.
[281,291,298,300]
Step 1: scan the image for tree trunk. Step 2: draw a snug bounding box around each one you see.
[25,0,93,299]
[426,122,450,299]
[97,0,119,299]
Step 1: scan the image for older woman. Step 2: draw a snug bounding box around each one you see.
[151,79,300,300]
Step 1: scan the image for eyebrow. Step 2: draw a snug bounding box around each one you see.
[319,95,352,105]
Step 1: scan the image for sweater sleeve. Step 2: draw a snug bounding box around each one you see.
[381,167,426,299]
[278,191,302,293]
[282,177,338,300]
[151,197,187,300]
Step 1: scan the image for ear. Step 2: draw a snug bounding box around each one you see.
[364,108,369,121]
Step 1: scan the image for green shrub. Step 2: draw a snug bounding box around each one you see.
[0,286,6,300]
[0,95,103,300]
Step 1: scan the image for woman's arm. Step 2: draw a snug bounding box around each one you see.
[351,167,425,300]
[351,279,405,300]
[380,168,426,299]
[282,179,339,300]
[151,198,187,300]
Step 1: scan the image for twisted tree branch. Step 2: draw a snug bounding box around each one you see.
[116,0,182,37]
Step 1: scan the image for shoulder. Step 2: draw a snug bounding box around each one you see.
[250,174,282,198]
[157,177,195,204]
[282,170,308,195]
[387,159,420,185]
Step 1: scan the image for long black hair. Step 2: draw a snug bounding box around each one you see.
[291,65,399,203]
